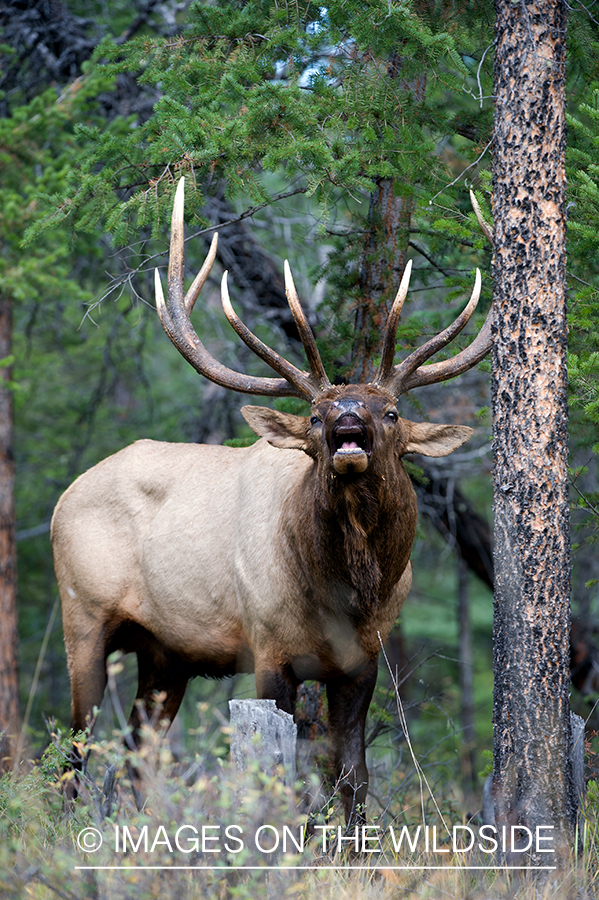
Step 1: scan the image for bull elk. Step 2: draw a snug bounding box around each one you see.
[52,179,492,824]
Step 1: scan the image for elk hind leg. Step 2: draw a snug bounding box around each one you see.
[64,626,109,800]
[127,647,189,808]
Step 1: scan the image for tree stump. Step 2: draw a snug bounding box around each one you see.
[228,699,297,787]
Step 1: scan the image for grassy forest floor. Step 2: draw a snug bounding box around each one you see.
[2,695,599,900]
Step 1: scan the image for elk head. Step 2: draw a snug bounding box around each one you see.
[156,178,492,466]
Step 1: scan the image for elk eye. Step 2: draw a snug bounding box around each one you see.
[385,410,398,423]
[310,416,321,426]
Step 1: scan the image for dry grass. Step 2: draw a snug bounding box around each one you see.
[1,707,598,900]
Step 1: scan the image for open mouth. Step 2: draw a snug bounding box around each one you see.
[331,416,371,454]
[330,415,371,474]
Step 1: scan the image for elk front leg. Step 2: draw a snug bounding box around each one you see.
[326,658,378,827]
[254,661,299,715]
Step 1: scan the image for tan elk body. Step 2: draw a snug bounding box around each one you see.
[52,180,492,823]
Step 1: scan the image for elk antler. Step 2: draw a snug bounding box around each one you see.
[156,178,330,401]
[220,271,328,398]
[373,260,413,389]
[469,189,494,245]
[376,268,486,396]
[373,193,493,398]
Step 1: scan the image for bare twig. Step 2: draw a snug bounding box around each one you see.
[570,479,599,519]
[407,240,455,278]
[429,139,493,204]
[82,186,309,319]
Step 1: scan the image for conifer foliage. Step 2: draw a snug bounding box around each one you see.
[38,2,484,237]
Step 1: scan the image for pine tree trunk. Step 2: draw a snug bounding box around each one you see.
[0,296,19,769]
[492,0,574,858]
[352,179,413,382]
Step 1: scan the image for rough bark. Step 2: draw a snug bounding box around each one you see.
[492,0,574,857]
[0,297,19,769]
[418,471,599,703]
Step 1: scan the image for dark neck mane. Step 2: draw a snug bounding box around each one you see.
[313,467,408,617]
[332,476,382,614]
[289,459,416,621]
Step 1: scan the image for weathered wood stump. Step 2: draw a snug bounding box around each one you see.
[228,699,297,787]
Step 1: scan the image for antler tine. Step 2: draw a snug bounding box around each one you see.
[221,272,321,400]
[185,233,219,313]
[284,261,331,393]
[155,177,308,399]
[383,268,485,398]
[470,190,494,246]
[372,259,413,388]
[165,176,186,310]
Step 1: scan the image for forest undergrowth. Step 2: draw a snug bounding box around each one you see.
[2,668,599,900]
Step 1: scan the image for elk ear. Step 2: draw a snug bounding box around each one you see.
[403,422,474,458]
[241,406,309,451]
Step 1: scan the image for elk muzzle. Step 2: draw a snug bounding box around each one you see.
[327,400,372,475]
